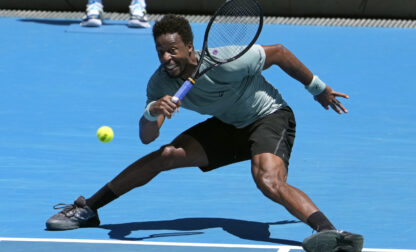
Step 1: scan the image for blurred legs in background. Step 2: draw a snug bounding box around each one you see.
[81,0,150,28]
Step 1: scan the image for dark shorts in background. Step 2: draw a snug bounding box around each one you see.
[182,106,296,172]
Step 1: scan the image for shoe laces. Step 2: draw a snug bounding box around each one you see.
[86,2,103,13]
[53,197,86,217]
[130,4,146,17]
[53,203,79,217]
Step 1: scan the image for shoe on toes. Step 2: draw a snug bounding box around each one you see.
[81,2,104,27]
[302,230,364,252]
[46,196,100,230]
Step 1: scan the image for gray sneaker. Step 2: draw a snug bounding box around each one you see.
[302,230,364,252]
[46,196,100,230]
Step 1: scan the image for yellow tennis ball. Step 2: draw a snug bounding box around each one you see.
[97,126,114,143]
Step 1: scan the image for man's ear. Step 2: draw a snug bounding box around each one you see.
[187,42,194,53]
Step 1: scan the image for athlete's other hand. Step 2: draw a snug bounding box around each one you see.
[314,85,349,114]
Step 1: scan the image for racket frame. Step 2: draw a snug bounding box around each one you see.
[172,0,263,103]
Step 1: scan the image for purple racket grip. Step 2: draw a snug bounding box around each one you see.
[172,79,194,103]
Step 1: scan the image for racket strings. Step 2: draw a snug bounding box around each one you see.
[207,0,262,61]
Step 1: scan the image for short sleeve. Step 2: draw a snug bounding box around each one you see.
[207,44,265,83]
[240,44,266,75]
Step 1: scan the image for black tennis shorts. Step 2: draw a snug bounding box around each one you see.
[183,106,296,172]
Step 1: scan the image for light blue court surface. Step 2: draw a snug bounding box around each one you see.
[0,16,416,252]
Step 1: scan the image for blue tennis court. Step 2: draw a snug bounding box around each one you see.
[0,14,415,252]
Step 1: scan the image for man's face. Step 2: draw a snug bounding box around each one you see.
[155,33,194,79]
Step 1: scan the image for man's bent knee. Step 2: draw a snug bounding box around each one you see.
[251,153,289,204]
[157,145,187,171]
[255,172,288,204]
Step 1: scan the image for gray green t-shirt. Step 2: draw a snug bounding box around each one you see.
[146,44,287,128]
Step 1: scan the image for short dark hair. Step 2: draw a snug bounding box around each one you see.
[152,14,194,45]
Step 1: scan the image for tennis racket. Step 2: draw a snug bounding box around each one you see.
[171,0,263,103]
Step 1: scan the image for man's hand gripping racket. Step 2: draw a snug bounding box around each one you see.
[171,0,264,104]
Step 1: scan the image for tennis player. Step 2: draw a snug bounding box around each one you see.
[46,14,363,252]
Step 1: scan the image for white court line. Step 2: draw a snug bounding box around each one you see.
[277,248,293,252]
[0,237,299,250]
[1,237,415,252]
[363,250,416,252]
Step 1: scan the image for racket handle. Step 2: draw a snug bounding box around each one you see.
[172,78,195,103]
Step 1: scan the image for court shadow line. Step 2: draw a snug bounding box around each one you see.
[100,217,302,246]
[18,18,131,27]
[19,18,81,26]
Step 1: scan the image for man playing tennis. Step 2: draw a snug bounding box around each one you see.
[46,14,363,252]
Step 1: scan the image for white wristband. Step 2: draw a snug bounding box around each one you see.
[143,101,159,121]
[306,75,326,96]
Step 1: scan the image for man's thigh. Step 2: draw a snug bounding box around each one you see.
[248,106,296,169]
[182,117,250,172]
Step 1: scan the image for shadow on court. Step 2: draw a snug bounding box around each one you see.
[18,18,81,26]
[18,19,134,27]
[100,218,302,246]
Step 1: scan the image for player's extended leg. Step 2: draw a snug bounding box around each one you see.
[251,153,363,252]
[45,134,208,230]
[108,133,209,196]
[251,153,324,225]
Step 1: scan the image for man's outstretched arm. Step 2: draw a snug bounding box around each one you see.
[261,44,349,114]
[139,95,181,144]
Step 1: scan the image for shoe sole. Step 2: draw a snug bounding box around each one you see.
[128,20,150,28]
[46,217,100,231]
[302,230,364,252]
[81,19,102,27]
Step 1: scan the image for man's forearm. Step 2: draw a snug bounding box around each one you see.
[139,116,163,144]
